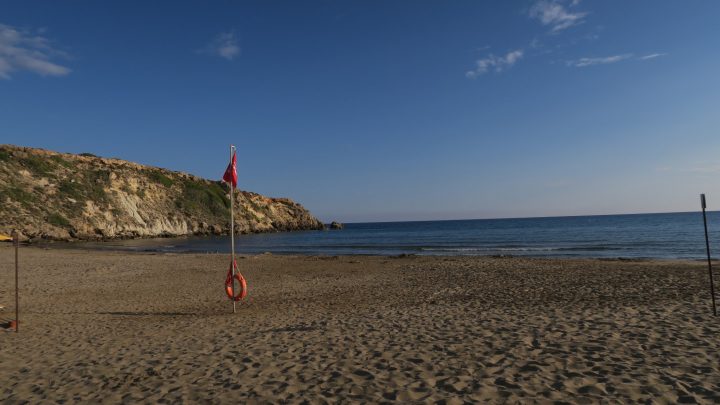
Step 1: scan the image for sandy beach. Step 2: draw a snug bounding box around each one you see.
[1,246,720,403]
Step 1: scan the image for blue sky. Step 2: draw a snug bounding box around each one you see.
[1,1,719,222]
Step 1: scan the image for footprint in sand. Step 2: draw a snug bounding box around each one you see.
[352,369,375,380]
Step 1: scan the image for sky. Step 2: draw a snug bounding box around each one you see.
[1,1,719,222]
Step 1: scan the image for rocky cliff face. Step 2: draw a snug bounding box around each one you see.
[0,145,324,241]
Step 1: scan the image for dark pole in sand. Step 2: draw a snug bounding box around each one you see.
[701,194,716,316]
[14,230,19,332]
[230,145,236,314]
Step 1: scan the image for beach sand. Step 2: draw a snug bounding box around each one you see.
[1,246,720,403]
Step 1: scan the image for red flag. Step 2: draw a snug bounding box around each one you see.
[222,151,237,188]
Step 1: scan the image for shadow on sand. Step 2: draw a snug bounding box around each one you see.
[98,311,196,317]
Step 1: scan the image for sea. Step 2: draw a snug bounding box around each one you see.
[71,211,720,260]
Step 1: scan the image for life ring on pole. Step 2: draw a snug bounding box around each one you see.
[225,260,247,301]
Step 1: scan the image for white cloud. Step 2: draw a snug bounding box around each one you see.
[566,54,632,67]
[466,49,524,78]
[567,53,669,67]
[639,53,668,60]
[204,31,240,60]
[529,0,588,32]
[0,23,71,79]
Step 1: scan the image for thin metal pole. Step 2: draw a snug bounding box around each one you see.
[701,194,716,316]
[230,145,236,314]
[14,230,19,332]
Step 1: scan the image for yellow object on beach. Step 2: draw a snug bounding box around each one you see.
[0,234,12,242]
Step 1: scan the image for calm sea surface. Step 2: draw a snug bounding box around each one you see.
[70,211,720,259]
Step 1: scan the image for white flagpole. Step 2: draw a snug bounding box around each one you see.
[230,145,236,314]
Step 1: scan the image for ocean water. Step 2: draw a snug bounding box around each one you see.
[72,211,720,259]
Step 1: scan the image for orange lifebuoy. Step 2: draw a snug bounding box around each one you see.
[225,260,247,301]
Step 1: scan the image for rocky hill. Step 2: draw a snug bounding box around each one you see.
[0,145,324,241]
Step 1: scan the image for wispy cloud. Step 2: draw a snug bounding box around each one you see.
[567,53,669,67]
[466,49,524,78]
[468,2,664,78]
[203,31,240,60]
[0,23,71,79]
[566,54,632,67]
[639,53,668,60]
[529,0,588,32]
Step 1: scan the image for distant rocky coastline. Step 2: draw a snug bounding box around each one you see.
[0,145,325,242]
[328,221,344,230]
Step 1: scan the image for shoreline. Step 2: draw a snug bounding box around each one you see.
[2,226,327,244]
[7,242,713,263]
[8,210,717,260]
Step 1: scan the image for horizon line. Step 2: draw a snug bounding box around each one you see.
[342,209,712,225]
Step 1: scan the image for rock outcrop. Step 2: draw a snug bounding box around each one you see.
[0,145,325,241]
[329,221,344,230]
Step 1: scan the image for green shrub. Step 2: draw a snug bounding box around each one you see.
[248,199,272,215]
[85,170,109,202]
[87,184,107,203]
[0,149,10,162]
[58,181,83,199]
[209,183,231,209]
[177,180,230,217]
[50,155,72,168]
[20,156,53,176]
[86,169,110,183]
[80,152,98,158]
[57,171,108,204]
[147,170,174,187]
[48,213,70,227]
[5,187,36,205]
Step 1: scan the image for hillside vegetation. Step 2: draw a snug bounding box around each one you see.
[0,145,324,241]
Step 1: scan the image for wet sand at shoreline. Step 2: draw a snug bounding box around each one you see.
[2,246,720,403]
